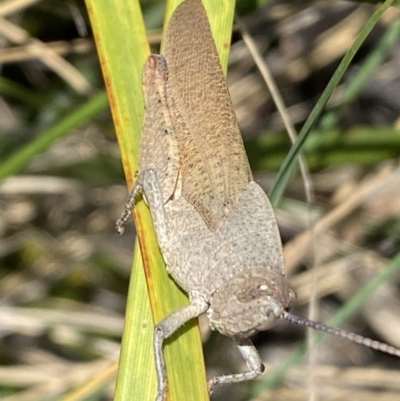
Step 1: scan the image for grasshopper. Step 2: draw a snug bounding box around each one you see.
[116,1,400,400]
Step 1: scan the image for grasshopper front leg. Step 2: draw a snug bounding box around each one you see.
[116,169,168,245]
[115,174,142,235]
[116,53,179,237]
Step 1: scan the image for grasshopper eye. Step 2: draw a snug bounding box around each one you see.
[287,288,296,307]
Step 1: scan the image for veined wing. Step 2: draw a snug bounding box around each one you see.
[164,0,252,231]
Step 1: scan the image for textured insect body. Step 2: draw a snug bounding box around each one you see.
[116,1,400,400]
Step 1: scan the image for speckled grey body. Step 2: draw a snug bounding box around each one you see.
[163,181,285,304]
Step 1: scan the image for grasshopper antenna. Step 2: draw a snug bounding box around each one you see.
[281,311,400,357]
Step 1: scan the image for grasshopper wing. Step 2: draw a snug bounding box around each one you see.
[164,0,252,230]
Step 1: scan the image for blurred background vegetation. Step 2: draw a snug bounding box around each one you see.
[0,0,400,400]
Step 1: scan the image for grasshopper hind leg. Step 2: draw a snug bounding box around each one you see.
[208,337,264,393]
[154,299,208,401]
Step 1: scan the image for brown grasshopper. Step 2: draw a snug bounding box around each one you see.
[116,0,400,400]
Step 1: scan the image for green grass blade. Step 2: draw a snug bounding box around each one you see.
[268,0,395,207]
[246,127,400,171]
[0,76,44,107]
[319,16,400,131]
[85,1,236,400]
[0,93,108,182]
[343,18,400,104]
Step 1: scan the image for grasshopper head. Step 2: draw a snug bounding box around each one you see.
[207,268,295,337]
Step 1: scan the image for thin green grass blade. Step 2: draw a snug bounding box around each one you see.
[343,17,400,104]
[0,76,44,106]
[268,0,395,207]
[319,17,400,131]
[0,93,108,182]
[247,127,400,171]
[252,251,400,394]
[85,1,236,400]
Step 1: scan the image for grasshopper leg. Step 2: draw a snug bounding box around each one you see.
[154,299,208,401]
[208,337,264,392]
[116,169,168,243]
